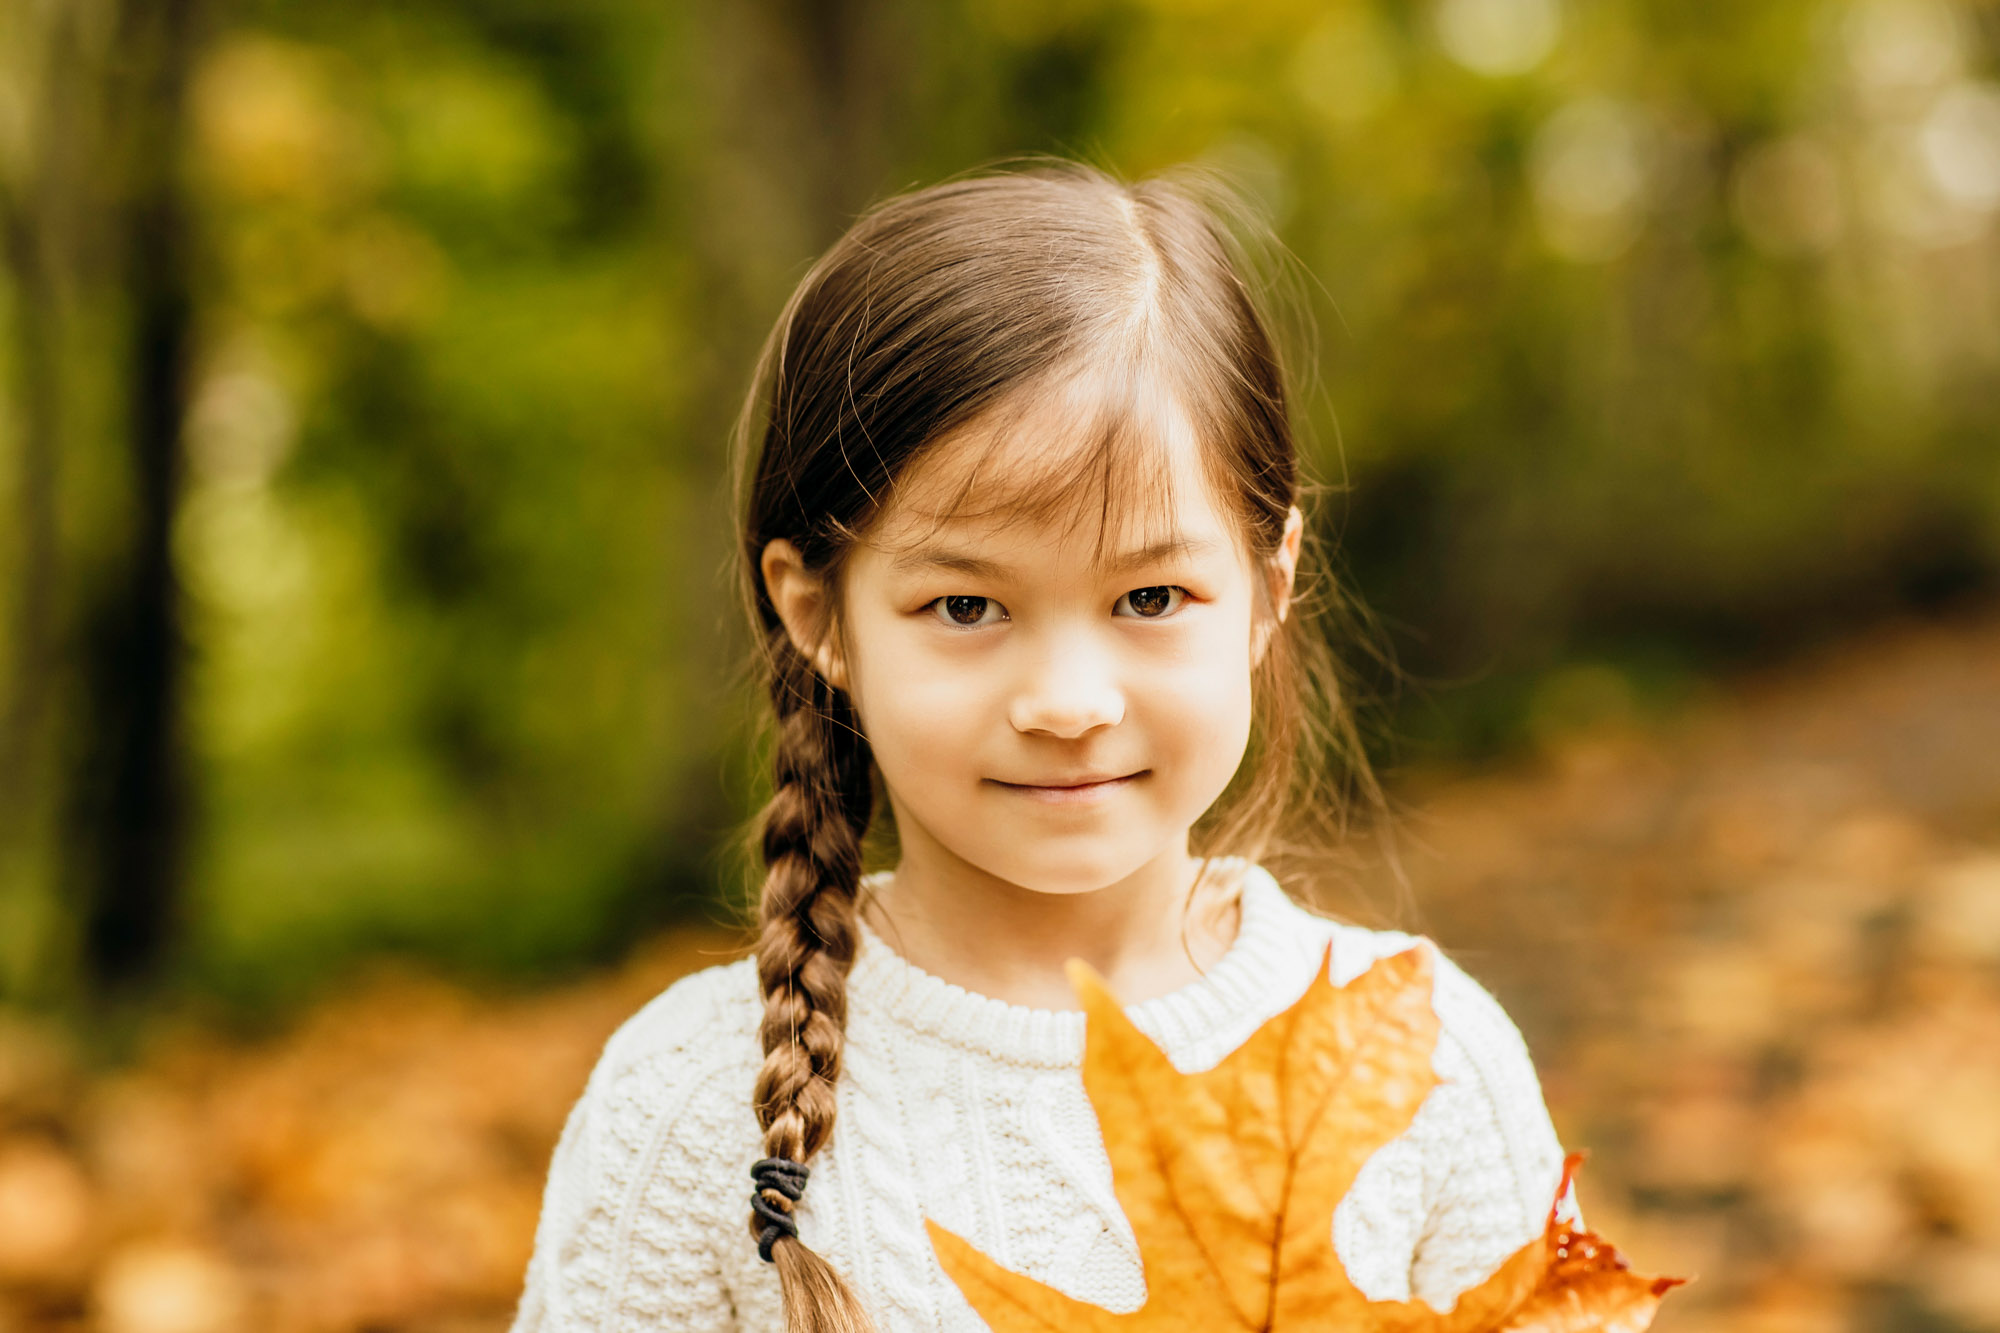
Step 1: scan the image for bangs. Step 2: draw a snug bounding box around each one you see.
[860,365,1225,571]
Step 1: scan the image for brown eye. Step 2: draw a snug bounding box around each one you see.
[1116,586,1187,619]
[931,595,1004,627]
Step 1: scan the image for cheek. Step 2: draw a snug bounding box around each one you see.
[843,633,989,778]
[1139,618,1257,784]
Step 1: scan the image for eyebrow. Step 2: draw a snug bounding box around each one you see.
[889,535,1221,578]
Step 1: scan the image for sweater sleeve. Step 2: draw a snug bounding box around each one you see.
[1407,944,1578,1313]
[508,965,758,1333]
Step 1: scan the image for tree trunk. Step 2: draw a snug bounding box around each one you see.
[75,0,203,988]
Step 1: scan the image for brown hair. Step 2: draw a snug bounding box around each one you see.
[727,157,1392,1331]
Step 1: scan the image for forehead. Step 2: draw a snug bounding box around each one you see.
[860,373,1240,569]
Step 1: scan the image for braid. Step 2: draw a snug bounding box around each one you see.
[749,631,877,1332]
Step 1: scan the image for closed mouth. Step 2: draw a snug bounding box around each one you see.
[992,771,1146,791]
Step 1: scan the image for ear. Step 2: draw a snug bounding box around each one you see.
[760,538,851,691]
[1251,506,1304,668]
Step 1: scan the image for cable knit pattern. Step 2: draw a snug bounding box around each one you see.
[510,860,1578,1332]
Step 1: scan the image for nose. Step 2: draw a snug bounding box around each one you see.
[1006,629,1125,738]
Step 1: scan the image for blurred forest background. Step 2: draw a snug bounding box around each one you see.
[0,0,1997,1330]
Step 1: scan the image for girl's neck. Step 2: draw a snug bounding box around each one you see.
[859,840,1245,1010]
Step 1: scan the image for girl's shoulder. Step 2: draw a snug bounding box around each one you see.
[1275,891,1561,1164]
[582,954,766,1103]
[1299,902,1575,1228]
[515,959,775,1331]
[1266,882,1541,1081]
[1324,916,1540,1069]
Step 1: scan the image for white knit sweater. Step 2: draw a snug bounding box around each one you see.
[509,860,1577,1332]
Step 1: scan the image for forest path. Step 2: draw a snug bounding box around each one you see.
[1352,605,2000,1333]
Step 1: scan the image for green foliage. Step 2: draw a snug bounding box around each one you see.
[2,0,1997,1003]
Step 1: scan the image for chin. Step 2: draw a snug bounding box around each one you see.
[970,843,1156,896]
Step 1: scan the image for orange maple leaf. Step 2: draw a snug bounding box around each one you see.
[926,944,1686,1331]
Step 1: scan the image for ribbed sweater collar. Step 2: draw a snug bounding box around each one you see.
[848,858,1319,1069]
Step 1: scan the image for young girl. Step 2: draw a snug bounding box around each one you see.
[510,160,1578,1333]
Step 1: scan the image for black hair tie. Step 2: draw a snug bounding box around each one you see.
[751,1156,811,1262]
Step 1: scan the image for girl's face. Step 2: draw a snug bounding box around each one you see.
[766,386,1301,898]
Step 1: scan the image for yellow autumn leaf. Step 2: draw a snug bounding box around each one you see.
[927,944,1685,1331]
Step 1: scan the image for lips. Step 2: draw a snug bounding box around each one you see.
[987,770,1147,808]
[998,771,1141,789]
